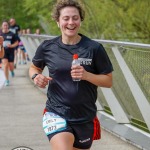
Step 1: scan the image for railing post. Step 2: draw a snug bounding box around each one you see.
[100,87,130,123]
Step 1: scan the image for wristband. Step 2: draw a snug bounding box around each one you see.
[31,73,39,80]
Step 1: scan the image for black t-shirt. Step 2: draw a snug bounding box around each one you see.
[1,31,18,51]
[9,24,20,42]
[9,24,20,34]
[32,34,113,123]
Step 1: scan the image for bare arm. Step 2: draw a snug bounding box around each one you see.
[0,36,4,58]
[71,66,112,87]
[29,64,43,77]
[82,71,112,87]
[7,41,19,48]
[29,63,52,88]
[0,46,4,58]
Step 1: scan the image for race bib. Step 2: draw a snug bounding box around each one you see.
[43,112,67,135]
[3,41,11,47]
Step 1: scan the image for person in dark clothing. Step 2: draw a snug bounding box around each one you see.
[1,21,18,86]
[29,0,113,150]
[9,18,20,34]
[9,18,21,68]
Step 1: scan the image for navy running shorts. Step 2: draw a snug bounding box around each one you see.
[3,49,15,62]
[43,109,101,149]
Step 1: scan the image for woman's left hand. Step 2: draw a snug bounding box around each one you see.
[71,65,87,80]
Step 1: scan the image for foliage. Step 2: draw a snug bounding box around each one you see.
[0,0,149,43]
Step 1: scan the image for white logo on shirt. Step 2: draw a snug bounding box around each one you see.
[78,58,92,65]
[10,29,16,34]
[6,36,12,39]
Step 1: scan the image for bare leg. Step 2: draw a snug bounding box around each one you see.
[50,132,74,150]
[14,49,18,68]
[9,62,14,72]
[22,50,26,64]
[17,48,21,64]
[2,59,9,80]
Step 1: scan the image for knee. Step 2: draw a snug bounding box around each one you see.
[50,132,74,150]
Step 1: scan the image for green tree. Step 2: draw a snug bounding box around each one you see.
[0,0,149,43]
[128,0,150,42]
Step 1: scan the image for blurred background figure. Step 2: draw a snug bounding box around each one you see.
[26,28,31,34]
[9,18,20,34]
[20,29,30,62]
[17,30,27,65]
[9,18,20,69]
[1,21,18,86]
[18,40,27,65]
[35,28,40,35]
[22,29,26,34]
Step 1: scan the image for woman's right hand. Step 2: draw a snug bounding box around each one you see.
[33,74,52,88]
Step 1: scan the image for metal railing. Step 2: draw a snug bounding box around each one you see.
[20,34,150,133]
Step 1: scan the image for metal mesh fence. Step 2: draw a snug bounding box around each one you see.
[122,47,150,103]
[97,46,150,123]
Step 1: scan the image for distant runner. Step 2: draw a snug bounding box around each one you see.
[1,21,18,86]
[9,18,21,68]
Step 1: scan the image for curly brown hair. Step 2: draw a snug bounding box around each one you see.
[51,0,85,22]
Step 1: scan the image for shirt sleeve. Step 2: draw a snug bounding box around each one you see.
[12,33,18,43]
[32,42,46,70]
[94,44,113,74]
[17,25,21,32]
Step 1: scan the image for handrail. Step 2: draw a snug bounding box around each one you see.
[23,34,150,49]
[94,39,150,49]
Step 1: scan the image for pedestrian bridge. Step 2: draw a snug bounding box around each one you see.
[0,34,150,150]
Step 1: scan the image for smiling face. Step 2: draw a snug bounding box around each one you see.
[2,22,9,32]
[57,6,81,39]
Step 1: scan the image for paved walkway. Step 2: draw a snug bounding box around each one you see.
[0,68,5,89]
[0,63,141,150]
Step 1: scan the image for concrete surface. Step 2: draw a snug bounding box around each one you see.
[0,68,5,89]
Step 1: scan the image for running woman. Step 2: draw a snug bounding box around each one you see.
[1,21,18,86]
[29,0,113,149]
